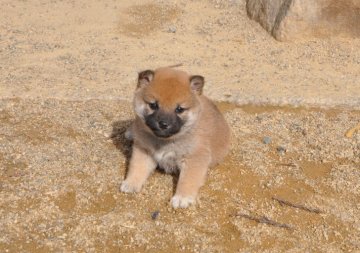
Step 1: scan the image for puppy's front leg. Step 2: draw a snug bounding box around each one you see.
[171,153,210,208]
[120,145,156,193]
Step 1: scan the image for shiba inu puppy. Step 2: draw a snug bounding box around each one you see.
[120,67,230,208]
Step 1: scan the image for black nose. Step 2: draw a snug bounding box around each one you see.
[158,120,169,130]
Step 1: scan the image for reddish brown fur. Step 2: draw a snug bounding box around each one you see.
[144,68,196,111]
[120,67,230,208]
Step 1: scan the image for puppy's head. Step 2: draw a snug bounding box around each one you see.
[133,67,204,139]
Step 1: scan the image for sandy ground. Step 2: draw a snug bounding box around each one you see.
[1,0,360,252]
[1,0,360,107]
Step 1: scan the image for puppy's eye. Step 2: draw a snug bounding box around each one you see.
[175,106,185,114]
[148,102,159,110]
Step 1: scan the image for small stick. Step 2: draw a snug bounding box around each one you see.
[167,63,183,68]
[232,213,293,230]
[272,197,322,214]
[277,163,297,167]
[119,224,135,229]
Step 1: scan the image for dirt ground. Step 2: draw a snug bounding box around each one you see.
[1,0,360,252]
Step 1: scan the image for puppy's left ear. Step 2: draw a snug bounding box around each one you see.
[137,70,154,88]
[190,75,205,95]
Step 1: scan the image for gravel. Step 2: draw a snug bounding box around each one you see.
[1,0,359,251]
[1,98,359,252]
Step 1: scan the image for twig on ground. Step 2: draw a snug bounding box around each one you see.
[232,213,293,230]
[168,63,183,68]
[119,224,135,229]
[272,197,322,214]
[276,163,297,167]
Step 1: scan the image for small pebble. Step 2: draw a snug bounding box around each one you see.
[168,26,177,33]
[151,211,160,220]
[263,136,271,144]
[277,146,286,154]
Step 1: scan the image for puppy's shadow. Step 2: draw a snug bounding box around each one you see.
[110,119,179,194]
[110,119,133,177]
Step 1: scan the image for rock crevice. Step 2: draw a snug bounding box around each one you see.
[247,0,360,41]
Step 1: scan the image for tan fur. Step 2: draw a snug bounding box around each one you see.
[120,67,230,208]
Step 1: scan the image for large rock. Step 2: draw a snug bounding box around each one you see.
[246,0,360,41]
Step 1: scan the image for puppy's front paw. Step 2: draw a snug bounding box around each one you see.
[120,180,141,193]
[171,195,195,209]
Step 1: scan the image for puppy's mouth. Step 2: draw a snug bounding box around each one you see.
[152,128,179,138]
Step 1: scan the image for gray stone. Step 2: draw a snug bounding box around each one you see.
[168,26,177,33]
[246,0,360,41]
[263,136,272,144]
[151,211,160,220]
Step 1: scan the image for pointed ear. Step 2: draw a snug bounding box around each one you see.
[137,70,154,88]
[190,75,205,95]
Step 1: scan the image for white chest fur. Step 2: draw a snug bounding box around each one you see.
[154,150,176,172]
[153,144,182,174]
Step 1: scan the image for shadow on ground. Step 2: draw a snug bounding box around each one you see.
[110,119,133,177]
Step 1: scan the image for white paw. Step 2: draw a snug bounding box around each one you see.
[120,180,141,193]
[171,195,195,209]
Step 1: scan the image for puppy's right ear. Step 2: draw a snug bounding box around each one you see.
[137,70,154,88]
[190,75,205,95]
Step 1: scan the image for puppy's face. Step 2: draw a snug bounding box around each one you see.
[133,68,205,139]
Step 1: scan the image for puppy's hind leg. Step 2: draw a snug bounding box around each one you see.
[171,153,210,208]
[120,145,156,193]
